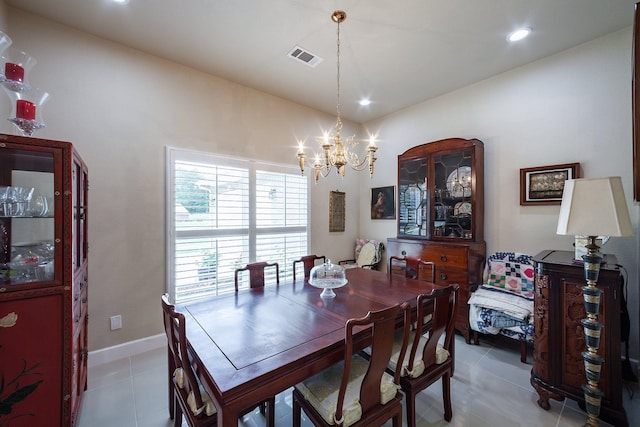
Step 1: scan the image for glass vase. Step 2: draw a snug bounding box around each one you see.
[1,47,36,92]
[4,86,49,136]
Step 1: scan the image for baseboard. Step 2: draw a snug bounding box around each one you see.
[88,333,165,368]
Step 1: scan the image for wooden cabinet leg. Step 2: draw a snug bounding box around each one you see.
[530,377,563,410]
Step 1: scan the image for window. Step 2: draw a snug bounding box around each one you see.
[166,147,309,303]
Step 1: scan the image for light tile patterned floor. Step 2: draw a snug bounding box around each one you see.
[77,334,639,426]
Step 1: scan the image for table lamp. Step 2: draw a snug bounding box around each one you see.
[556,177,633,427]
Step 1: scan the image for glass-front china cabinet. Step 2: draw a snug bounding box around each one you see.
[0,134,88,426]
[388,137,485,343]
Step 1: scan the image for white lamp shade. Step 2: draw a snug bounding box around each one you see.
[556,177,633,237]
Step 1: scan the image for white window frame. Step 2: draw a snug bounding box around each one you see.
[165,146,310,303]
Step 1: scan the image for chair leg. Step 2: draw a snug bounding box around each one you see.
[393,410,402,427]
[168,385,174,419]
[174,404,183,427]
[292,390,302,427]
[443,373,452,422]
[404,389,417,427]
[473,330,479,345]
[520,340,527,363]
[167,350,175,419]
[266,396,276,427]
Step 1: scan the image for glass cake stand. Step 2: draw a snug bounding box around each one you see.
[308,259,348,298]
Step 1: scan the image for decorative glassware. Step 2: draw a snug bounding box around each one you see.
[0,186,9,216]
[1,47,36,92]
[309,259,347,298]
[0,31,12,80]
[27,195,48,217]
[4,86,49,136]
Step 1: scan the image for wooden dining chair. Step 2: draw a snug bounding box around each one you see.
[162,294,218,427]
[292,302,411,427]
[292,254,326,280]
[162,295,276,427]
[234,261,280,291]
[387,285,459,427]
[388,255,436,282]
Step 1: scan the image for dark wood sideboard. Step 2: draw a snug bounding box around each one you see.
[530,250,628,427]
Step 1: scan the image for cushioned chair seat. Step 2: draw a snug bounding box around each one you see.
[295,356,398,427]
[294,355,398,427]
[175,367,217,417]
[387,330,449,378]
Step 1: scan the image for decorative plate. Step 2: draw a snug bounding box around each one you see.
[446,166,471,198]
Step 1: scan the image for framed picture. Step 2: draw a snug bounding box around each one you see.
[371,186,396,219]
[520,163,580,205]
[329,191,345,232]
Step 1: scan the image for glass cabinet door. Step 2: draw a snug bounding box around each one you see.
[398,157,428,236]
[0,146,58,288]
[432,149,473,239]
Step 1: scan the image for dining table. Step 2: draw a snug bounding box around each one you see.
[179,267,445,426]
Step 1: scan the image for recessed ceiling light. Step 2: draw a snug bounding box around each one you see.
[359,98,371,106]
[507,27,531,42]
[113,0,130,4]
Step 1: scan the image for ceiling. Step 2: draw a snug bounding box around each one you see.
[5,0,637,123]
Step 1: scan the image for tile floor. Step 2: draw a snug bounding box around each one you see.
[77,334,639,426]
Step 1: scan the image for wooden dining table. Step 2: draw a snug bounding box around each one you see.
[180,267,445,426]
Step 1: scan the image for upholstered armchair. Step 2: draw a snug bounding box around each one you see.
[339,239,384,270]
[467,252,535,363]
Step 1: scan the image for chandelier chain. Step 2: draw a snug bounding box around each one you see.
[335,17,342,130]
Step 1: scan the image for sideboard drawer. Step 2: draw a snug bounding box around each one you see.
[388,241,468,270]
[418,245,468,269]
[434,268,467,286]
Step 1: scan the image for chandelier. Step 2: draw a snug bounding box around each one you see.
[297,10,377,184]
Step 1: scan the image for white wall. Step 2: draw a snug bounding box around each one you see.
[360,28,640,361]
[1,7,361,350]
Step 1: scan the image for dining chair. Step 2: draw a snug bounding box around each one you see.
[162,295,276,427]
[389,256,437,334]
[234,261,280,291]
[292,302,411,427]
[292,254,326,280]
[387,285,459,427]
[388,255,436,282]
[162,294,217,427]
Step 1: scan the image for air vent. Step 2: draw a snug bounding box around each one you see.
[288,46,323,68]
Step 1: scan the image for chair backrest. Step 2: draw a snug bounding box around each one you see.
[161,294,205,412]
[335,302,411,423]
[234,261,280,291]
[407,285,458,373]
[355,239,384,269]
[292,254,326,281]
[389,256,436,282]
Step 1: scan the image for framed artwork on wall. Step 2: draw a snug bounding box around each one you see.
[329,190,345,232]
[371,186,396,219]
[520,163,580,205]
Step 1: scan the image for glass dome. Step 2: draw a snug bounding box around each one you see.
[308,259,347,298]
